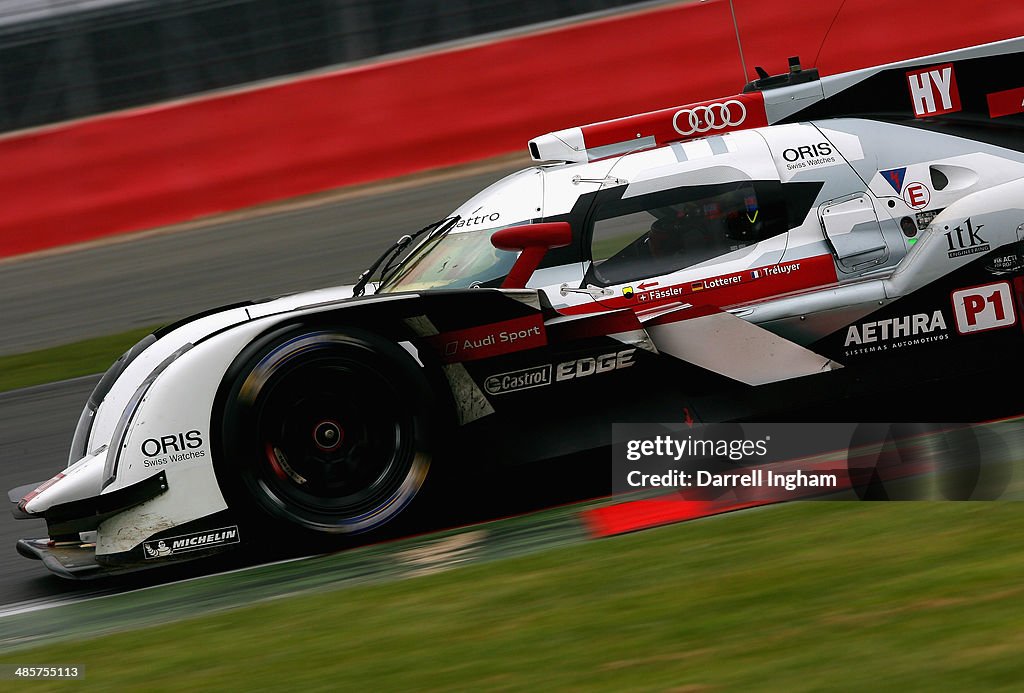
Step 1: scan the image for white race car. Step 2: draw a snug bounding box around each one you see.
[10,37,1024,577]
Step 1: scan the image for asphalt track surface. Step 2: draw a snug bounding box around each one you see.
[0,160,540,605]
[0,159,528,356]
[0,377,99,603]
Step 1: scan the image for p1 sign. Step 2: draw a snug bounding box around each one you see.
[952,282,1016,334]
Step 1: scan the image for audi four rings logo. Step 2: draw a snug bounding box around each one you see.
[671,100,748,136]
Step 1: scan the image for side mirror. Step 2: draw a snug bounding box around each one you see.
[491,222,572,289]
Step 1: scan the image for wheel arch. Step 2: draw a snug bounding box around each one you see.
[209,315,454,536]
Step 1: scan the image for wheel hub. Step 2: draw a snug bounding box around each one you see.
[313,420,344,452]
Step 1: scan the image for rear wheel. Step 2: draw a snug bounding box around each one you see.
[218,328,434,537]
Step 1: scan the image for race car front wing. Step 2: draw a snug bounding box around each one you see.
[9,470,168,579]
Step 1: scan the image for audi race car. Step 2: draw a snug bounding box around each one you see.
[10,37,1024,577]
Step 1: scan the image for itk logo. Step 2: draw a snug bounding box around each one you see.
[944,218,989,259]
[952,282,1016,334]
[906,63,961,118]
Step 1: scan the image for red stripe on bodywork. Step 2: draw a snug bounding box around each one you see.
[581,92,768,154]
[563,255,838,316]
[987,86,1024,119]
[545,309,643,343]
[17,473,65,513]
[638,303,721,327]
[426,314,547,363]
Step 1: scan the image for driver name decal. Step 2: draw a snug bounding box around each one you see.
[631,257,831,306]
[562,255,839,318]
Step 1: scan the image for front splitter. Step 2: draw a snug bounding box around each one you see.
[16,538,143,580]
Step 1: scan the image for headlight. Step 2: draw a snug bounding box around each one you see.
[102,343,193,489]
[68,334,157,466]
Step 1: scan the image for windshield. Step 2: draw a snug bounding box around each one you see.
[378,226,520,293]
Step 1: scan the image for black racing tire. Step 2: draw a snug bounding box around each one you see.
[216,326,435,539]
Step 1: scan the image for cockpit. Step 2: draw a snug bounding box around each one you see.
[588,180,791,286]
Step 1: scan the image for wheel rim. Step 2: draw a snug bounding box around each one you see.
[237,335,429,533]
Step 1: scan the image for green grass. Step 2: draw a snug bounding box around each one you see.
[3,502,1023,691]
[0,325,161,394]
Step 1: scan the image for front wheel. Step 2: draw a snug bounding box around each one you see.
[217,327,434,537]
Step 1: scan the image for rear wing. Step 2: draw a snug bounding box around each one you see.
[528,36,1024,163]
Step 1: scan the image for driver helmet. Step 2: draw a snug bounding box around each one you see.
[648,204,699,257]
